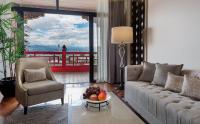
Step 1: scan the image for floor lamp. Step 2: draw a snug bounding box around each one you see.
[111,26,133,90]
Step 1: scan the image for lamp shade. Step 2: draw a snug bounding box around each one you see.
[111,26,133,44]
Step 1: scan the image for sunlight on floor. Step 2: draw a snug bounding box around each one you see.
[54,72,89,84]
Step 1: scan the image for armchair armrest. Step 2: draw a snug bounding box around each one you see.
[15,77,28,106]
[124,65,143,81]
[15,60,28,106]
[46,66,56,81]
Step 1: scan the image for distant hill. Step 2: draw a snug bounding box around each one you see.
[27,45,90,52]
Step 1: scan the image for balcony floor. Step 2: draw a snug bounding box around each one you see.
[54,72,89,84]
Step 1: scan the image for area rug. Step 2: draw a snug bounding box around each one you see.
[4,104,68,124]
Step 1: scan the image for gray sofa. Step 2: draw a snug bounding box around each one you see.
[125,65,200,124]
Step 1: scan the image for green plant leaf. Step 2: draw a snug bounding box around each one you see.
[0,3,25,78]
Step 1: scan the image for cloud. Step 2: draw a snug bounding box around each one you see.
[25,13,90,47]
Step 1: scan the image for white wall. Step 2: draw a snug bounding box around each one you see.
[147,0,200,69]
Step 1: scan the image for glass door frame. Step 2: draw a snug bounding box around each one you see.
[12,6,97,83]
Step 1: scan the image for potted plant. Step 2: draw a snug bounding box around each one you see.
[0,3,24,97]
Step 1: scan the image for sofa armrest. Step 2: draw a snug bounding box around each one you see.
[125,65,143,81]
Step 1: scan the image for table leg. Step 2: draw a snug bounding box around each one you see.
[99,103,100,111]
[106,101,109,105]
[85,102,88,108]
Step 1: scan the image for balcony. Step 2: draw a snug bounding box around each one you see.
[24,50,97,72]
[22,10,98,83]
[24,50,97,83]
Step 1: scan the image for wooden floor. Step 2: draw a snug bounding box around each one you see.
[54,72,89,84]
[54,72,97,84]
[0,97,19,117]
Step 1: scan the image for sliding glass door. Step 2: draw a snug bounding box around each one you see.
[20,10,96,83]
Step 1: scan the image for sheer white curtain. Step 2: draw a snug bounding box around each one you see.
[96,0,109,82]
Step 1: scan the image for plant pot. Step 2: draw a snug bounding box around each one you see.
[0,77,15,97]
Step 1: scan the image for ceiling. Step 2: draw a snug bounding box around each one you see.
[10,0,98,12]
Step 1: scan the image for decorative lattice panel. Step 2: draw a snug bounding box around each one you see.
[130,0,145,65]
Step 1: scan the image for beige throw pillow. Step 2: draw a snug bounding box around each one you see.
[164,72,184,92]
[152,64,183,86]
[138,62,156,82]
[24,68,47,83]
[181,75,200,100]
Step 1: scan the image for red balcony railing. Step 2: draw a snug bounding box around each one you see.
[24,50,97,72]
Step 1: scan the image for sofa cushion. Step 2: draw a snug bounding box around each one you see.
[181,75,200,100]
[125,81,152,111]
[126,65,143,81]
[165,72,184,92]
[23,80,64,95]
[145,88,200,124]
[138,62,156,82]
[24,68,47,83]
[165,98,200,124]
[126,79,200,124]
[126,81,165,115]
[152,64,183,86]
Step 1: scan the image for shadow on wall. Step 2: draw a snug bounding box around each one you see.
[147,28,154,46]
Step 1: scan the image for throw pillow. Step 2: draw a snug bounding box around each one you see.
[126,65,143,81]
[181,75,200,100]
[164,72,184,92]
[138,62,156,82]
[24,67,47,83]
[152,64,183,86]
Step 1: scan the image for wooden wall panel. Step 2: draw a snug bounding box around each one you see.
[130,0,145,65]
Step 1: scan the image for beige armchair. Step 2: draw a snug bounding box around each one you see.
[15,58,64,114]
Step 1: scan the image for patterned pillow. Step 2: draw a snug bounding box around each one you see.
[24,68,47,83]
[152,64,183,86]
[165,72,184,92]
[138,62,156,82]
[181,75,200,100]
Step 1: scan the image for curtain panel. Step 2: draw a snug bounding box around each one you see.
[96,0,109,82]
[97,0,131,83]
[107,0,129,84]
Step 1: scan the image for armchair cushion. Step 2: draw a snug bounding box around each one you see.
[24,68,47,83]
[23,80,64,95]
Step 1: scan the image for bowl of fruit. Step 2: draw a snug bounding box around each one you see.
[83,86,110,103]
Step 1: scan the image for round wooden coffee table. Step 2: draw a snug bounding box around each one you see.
[85,94,111,111]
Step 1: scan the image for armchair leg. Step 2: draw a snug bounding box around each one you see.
[61,98,64,105]
[24,106,28,115]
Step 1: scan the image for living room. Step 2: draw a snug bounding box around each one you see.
[0,0,200,124]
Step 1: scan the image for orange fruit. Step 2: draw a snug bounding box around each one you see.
[98,91,107,101]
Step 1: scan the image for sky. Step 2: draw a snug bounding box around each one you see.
[25,13,97,49]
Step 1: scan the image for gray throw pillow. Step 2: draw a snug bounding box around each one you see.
[138,62,156,82]
[152,64,183,86]
[164,72,184,92]
[126,65,143,81]
[181,75,200,100]
[24,67,47,83]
